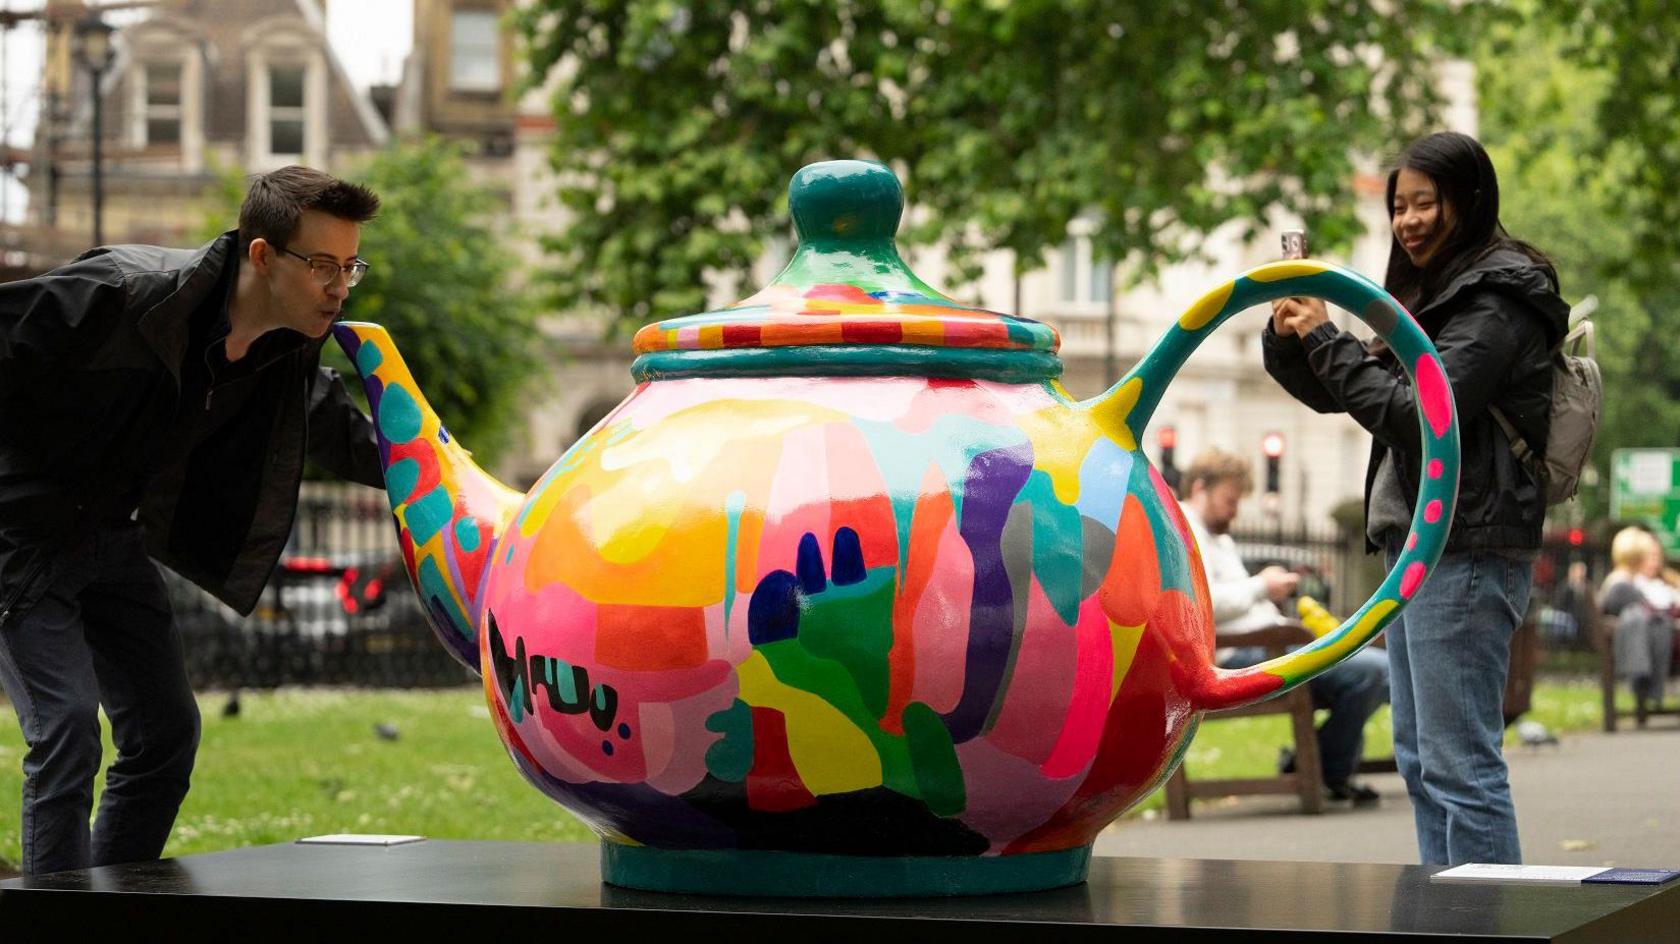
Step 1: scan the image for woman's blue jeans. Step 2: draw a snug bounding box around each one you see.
[1385,542,1531,865]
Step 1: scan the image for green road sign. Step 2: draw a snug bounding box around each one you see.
[1611,448,1680,556]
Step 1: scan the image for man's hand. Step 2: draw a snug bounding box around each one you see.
[1258,565,1300,604]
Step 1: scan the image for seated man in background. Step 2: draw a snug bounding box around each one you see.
[1179,448,1389,804]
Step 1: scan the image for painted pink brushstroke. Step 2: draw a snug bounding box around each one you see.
[1039,595,1116,779]
[755,424,832,581]
[982,577,1076,765]
[955,738,1084,851]
[911,516,977,716]
[1400,561,1427,599]
[1414,356,1452,438]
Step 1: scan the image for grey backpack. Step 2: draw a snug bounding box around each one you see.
[1490,316,1603,507]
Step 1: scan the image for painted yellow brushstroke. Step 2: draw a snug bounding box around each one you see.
[1017,407,1100,505]
[736,652,883,794]
[1108,622,1145,700]
[1086,376,1141,452]
[1177,281,1234,331]
[1282,599,1398,680]
[1247,260,1331,282]
[1020,377,1142,506]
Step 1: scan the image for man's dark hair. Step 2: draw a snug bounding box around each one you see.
[237,165,380,251]
[1382,131,1555,308]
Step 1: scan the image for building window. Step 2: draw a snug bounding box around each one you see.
[1059,239,1079,302]
[1057,235,1112,306]
[450,9,501,92]
[269,64,307,157]
[143,61,182,146]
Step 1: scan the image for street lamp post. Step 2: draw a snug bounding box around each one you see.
[73,13,116,247]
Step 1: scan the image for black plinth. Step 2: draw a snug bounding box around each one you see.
[3,840,1675,942]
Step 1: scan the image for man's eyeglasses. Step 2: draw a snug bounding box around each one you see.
[274,244,370,288]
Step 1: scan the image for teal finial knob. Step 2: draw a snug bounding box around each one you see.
[788,160,903,243]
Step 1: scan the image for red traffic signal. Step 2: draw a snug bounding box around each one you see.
[1261,432,1285,459]
[1568,528,1585,546]
[1158,425,1177,450]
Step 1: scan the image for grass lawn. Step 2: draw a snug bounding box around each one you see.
[0,677,1623,873]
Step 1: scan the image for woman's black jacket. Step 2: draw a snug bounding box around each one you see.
[1262,247,1568,553]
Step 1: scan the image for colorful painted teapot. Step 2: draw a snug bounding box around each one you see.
[333,160,1459,897]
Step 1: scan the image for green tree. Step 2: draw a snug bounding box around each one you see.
[1477,10,1680,519]
[513,1,1470,328]
[199,139,543,465]
[1550,1,1680,291]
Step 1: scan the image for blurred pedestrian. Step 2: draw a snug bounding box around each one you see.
[1599,528,1676,720]
[1550,560,1594,646]
[1263,131,1565,865]
[0,167,384,874]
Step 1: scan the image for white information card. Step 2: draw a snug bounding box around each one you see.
[296,834,427,846]
[1430,864,1608,885]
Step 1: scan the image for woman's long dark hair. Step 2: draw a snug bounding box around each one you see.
[1382,131,1556,308]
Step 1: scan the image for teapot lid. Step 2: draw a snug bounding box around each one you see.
[630,160,1061,383]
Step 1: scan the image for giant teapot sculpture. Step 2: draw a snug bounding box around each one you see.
[334,160,1459,897]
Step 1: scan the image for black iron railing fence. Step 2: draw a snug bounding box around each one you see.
[168,483,472,690]
[1228,522,1365,618]
[165,483,1611,688]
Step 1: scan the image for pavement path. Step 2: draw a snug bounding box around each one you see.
[1097,725,1680,868]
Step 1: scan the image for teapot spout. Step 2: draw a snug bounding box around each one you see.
[333,322,525,675]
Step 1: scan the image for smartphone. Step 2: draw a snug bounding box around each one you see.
[1281,229,1308,260]
[1280,230,1309,308]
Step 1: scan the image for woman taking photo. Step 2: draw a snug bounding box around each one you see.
[1263,131,1566,865]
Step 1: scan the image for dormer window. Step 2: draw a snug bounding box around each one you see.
[449,9,500,92]
[269,64,307,157]
[124,19,203,171]
[142,61,182,146]
[242,16,328,169]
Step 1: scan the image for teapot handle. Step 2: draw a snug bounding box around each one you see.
[1091,260,1459,712]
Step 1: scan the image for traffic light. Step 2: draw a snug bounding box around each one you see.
[1261,432,1285,495]
[1157,425,1181,494]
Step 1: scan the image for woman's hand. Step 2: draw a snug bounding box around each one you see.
[1270,298,1296,336]
[1273,297,1330,337]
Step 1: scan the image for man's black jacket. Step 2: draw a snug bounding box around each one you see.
[1263,247,1568,553]
[0,232,382,623]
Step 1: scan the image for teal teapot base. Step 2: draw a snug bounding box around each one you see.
[600,842,1091,897]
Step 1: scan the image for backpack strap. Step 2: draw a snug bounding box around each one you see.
[1563,319,1595,358]
[1489,319,1594,465]
[1489,405,1536,463]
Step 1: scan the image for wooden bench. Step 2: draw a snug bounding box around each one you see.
[1164,620,1326,819]
[1596,609,1680,732]
[1164,607,1555,819]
